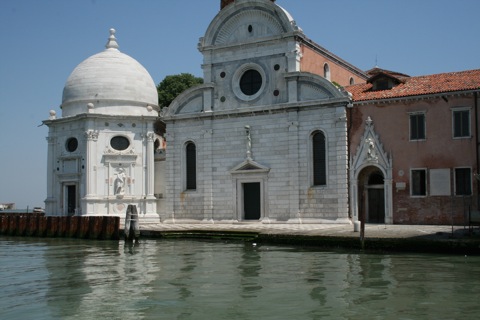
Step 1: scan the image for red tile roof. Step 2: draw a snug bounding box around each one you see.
[365,67,410,78]
[346,69,480,102]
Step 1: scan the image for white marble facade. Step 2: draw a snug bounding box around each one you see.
[45,0,352,223]
[162,0,352,223]
[44,29,163,222]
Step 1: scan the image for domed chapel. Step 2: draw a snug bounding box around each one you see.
[44,29,164,220]
[45,0,366,223]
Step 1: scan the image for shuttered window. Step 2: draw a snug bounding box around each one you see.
[455,168,472,196]
[313,131,326,186]
[411,169,427,196]
[186,142,196,190]
[453,110,470,138]
[410,113,425,140]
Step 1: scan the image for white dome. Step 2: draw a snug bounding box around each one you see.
[61,29,158,117]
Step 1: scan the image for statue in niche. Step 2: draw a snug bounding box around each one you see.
[114,168,126,196]
[245,125,252,159]
[366,138,378,161]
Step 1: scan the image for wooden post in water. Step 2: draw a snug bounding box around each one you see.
[124,205,140,242]
[360,207,365,250]
[17,215,27,236]
[37,216,47,237]
[25,214,38,237]
[8,215,17,236]
[0,215,8,234]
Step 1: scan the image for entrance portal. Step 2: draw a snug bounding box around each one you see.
[66,185,76,215]
[367,187,385,223]
[243,182,260,220]
[366,172,385,223]
[358,168,385,223]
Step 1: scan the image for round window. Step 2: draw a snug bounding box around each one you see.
[240,69,262,96]
[233,63,266,101]
[110,136,130,151]
[66,137,78,152]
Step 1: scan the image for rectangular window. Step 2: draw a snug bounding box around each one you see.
[455,168,472,196]
[453,109,470,138]
[411,169,427,196]
[410,113,425,140]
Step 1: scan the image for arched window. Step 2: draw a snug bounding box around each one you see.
[349,77,355,85]
[312,131,326,186]
[323,63,330,81]
[185,142,196,190]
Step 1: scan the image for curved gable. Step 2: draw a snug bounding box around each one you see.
[202,1,297,47]
[287,72,347,102]
[163,84,214,117]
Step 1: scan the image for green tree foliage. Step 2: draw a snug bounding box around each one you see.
[156,73,203,109]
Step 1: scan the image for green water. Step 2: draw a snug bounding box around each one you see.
[1,237,479,319]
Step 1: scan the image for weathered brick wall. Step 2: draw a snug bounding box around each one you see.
[349,94,478,225]
[300,45,366,87]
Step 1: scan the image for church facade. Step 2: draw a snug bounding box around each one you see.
[161,0,364,223]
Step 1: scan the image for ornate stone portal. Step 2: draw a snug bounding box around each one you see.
[350,117,393,224]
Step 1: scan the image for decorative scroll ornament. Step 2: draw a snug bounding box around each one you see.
[85,130,99,141]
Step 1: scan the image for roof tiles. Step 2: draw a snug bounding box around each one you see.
[346,69,480,102]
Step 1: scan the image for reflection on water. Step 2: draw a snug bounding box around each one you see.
[1,237,480,319]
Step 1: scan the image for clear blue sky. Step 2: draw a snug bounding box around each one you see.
[1,0,479,209]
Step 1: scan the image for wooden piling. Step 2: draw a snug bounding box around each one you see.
[25,214,38,237]
[0,213,120,240]
[17,215,27,236]
[8,215,17,236]
[67,216,80,238]
[0,215,9,234]
[37,216,48,237]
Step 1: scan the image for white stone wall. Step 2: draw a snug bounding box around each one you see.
[45,116,159,221]
[162,0,351,223]
[164,102,349,223]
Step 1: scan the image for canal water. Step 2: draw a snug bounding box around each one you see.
[1,237,479,320]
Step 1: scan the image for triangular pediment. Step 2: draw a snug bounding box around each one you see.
[351,116,391,172]
[230,158,270,174]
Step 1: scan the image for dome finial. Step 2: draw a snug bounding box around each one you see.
[105,28,119,50]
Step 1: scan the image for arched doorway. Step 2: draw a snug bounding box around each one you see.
[358,167,385,223]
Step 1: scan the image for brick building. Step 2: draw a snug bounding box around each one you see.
[347,68,480,224]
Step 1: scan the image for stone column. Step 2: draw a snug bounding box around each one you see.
[84,130,98,197]
[164,131,176,221]
[146,132,155,198]
[202,121,214,221]
[384,178,393,224]
[45,136,57,214]
[287,111,300,221]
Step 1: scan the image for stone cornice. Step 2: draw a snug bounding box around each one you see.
[163,97,348,122]
[43,113,159,125]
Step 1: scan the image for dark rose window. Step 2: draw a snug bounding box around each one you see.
[66,137,78,152]
[110,136,130,151]
[240,69,262,96]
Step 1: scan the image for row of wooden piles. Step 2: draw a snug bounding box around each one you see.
[0,213,120,240]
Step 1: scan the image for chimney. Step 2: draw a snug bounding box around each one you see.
[220,0,234,9]
[221,0,275,10]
